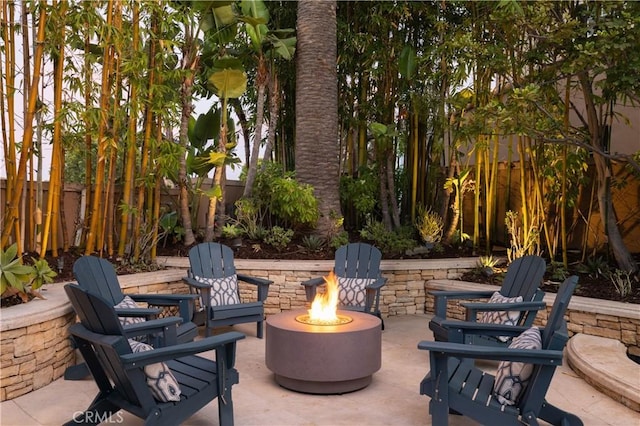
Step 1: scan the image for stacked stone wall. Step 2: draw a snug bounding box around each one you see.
[0,312,75,401]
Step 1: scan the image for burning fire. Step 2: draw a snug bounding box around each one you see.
[296,270,352,326]
[308,270,340,322]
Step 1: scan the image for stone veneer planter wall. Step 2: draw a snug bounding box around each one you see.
[0,286,75,401]
[2,257,638,401]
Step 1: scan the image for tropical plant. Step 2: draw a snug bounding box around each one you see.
[415,206,444,245]
[302,235,325,252]
[158,211,186,247]
[608,269,637,298]
[221,224,245,239]
[505,211,541,263]
[476,255,501,277]
[577,256,611,280]
[0,244,55,303]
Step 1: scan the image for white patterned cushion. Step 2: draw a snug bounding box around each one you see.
[128,339,181,402]
[493,327,542,405]
[337,277,375,307]
[195,274,241,307]
[478,291,524,342]
[114,295,146,327]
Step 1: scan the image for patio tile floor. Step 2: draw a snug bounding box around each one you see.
[1,314,636,425]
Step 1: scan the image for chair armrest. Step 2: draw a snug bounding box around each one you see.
[461,300,547,322]
[123,316,183,345]
[130,293,198,323]
[429,289,496,299]
[183,276,209,289]
[130,293,199,304]
[123,316,183,333]
[429,317,530,339]
[417,340,564,365]
[121,331,246,368]
[300,277,325,287]
[430,289,496,318]
[237,274,272,287]
[115,307,161,318]
[365,277,387,289]
[237,274,272,302]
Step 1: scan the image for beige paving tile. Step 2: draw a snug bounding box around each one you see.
[1,315,638,426]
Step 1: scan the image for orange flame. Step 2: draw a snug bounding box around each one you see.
[308,270,340,322]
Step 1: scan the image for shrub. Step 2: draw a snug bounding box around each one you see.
[359,220,417,256]
[329,231,349,249]
[253,163,319,229]
[265,226,294,251]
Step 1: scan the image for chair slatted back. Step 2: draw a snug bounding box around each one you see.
[188,242,237,279]
[73,256,126,305]
[334,243,383,279]
[65,284,155,411]
[518,275,578,414]
[500,255,546,301]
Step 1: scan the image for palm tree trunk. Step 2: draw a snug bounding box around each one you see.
[295,0,342,237]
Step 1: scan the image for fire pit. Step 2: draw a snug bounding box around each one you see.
[265,271,382,394]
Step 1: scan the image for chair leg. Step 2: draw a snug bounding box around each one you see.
[375,311,385,330]
[538,401,584,426]
[218,390,235,426]
[257,320,264,339]
[64,363,90,381]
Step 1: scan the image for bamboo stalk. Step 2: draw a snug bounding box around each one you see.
[40,0,67,258]
[1,1,47,248]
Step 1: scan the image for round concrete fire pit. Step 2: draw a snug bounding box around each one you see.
[265,309,382,394]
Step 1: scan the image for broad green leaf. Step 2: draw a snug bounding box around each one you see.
[203,185,223,199]
[1,243,18,265]
[193,108,221,148]
[240,0,269,23]
[266,35,296,60]
[369,122,388,137]
[238,16,268,28]
[212,57,244,73]
[399,46,417,79]
[208,151,227,166]
[213,3,236,25]
[187,116,197,146]
[208,69,247,99]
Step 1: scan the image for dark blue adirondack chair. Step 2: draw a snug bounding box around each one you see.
[73,256,199,344]
[301,243,387,328]
[64,284,244,426]
[183,242,272,338]
[429,255,547,347]
[418,276,582,426]
[65,256,199,381]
